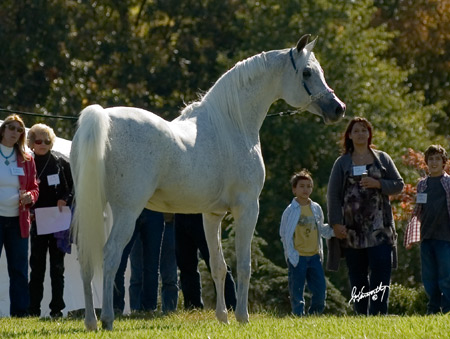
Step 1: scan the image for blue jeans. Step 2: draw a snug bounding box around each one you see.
[159,220,178,313]
[130,220,178,313]
[0,216,29,317]
[113,209,164,312]
[421,239,450,314]
[287,254,326,316]
[345,244,392,315]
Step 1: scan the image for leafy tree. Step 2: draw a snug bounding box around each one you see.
[373,0,450,136]
[0,0,74,132]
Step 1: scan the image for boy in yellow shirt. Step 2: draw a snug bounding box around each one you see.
[279,169,334,315]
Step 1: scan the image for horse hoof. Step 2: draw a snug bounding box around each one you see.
[235,312,249,323]
[216,310,229,324]
[84,320,98,331]
[101,320,113,331]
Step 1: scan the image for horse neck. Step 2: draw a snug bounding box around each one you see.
[240,74,281,134]
[206,51,283,140]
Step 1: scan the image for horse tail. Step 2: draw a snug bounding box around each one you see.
[71,104,110,276]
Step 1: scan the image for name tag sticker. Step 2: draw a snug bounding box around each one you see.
[416,193,427,204]
[47,174,60,186]
[353,165,367,176]
[10,167,25,176]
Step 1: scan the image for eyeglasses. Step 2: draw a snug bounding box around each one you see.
[34,139,51,145]
[6,124,24,134]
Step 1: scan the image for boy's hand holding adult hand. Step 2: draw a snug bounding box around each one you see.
[333,224,347,239]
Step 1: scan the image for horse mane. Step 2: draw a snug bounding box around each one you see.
[181,52,269,152]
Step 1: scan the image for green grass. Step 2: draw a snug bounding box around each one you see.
[0,311,449,338]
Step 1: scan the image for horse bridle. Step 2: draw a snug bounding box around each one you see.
[289,48,334,106]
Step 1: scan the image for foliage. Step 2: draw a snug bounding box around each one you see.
[389,283,427,315]
[0,0,248,138]
[373,0,450,135]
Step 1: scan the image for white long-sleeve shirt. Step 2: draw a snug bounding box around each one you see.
[279,198,334,267]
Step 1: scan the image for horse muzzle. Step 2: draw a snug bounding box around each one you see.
[322,96,346,124]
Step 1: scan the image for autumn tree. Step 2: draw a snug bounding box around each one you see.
[373,0,450,135]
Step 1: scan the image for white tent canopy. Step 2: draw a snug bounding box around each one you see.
[0,122,129,317]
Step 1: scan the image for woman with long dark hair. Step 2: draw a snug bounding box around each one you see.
[327,117,404,315]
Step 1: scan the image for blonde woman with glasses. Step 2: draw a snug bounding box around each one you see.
[27,123,73,318]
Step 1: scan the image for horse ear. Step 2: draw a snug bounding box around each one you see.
[305,37,317,52]
[296,34,311,52]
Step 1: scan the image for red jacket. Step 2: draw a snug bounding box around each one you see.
[17,153,39,238]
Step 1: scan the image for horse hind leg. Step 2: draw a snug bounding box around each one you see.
[202,212,228,324]
[79,257,98,331]
[101,208,139,330]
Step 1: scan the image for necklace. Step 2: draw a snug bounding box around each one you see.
[36,153,51,184]
[0,146,15,165]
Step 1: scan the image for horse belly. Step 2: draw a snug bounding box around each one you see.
[146,184,228,214]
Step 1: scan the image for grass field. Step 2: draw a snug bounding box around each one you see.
[0,311,449,338]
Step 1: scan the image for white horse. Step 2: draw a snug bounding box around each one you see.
[70,34,345,331]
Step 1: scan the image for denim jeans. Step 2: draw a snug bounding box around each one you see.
[421,239,450,314]
[0,216,29,317]
[129,219,178,313]
[287,254,326,316]
[159,220,178,313]
[345,244,392,315]
[174,214,237,310]
[113,209,164,312]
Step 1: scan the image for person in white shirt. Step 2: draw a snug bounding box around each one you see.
[279,169,334,316]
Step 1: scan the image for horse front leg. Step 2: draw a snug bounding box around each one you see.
[101,210,137,330]
[79,253,98,331]
[232,201,258,323]
[203,212,228,323]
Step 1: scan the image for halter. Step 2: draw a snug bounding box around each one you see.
[289,48,334,112]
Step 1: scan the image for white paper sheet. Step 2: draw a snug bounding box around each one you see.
[35,206,72,235]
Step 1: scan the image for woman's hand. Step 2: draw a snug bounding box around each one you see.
[57,199,67,212]
[333,224,347,239]
[360,176,381,189]
[19,190,32,206]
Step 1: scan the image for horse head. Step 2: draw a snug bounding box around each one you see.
[283,34,346,124]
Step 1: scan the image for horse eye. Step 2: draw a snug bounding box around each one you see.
[303,69,312,78]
